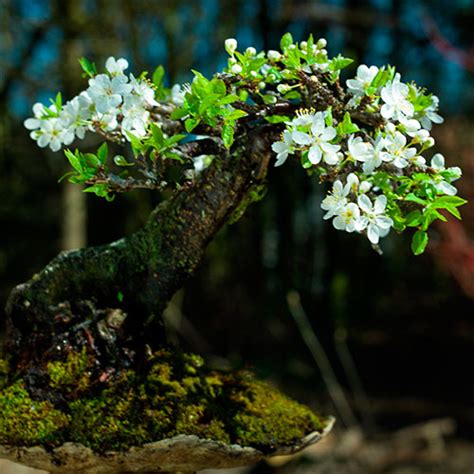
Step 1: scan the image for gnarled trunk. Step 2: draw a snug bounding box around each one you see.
[5,130,271,371]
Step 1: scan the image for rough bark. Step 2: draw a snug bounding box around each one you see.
[5,130,272,370]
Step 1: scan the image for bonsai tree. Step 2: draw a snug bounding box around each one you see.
[0,33,466,472]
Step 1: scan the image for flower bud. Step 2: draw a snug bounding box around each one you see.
[246,46,257,56]
[317,38,327,48]
[225,38,238,55]
[267,50,281,61]
[277,84,291,94]
[230,64,242,74]
[300,41,307,50]
[425,137,435,148]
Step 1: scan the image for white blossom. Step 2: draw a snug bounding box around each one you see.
[347,135,371,162]
[383,131,417,169]
[333,202,360,232]
[129,74,158,107]
[346,65,379,96]
[61,96,90,139]
[418,95,444,130]
[344,173,371,195]
[35,118,70,152]
[356,194,393,244]
[87,74,132,114]
[430,153,461,195]
[105,57,129,76]
[272,130,293,166]
[321,180,348,219]
[170,83,190,107]
[121,95,149,137]
[380,73,414,121]
[306,112,340,165]
[24,103,49,131]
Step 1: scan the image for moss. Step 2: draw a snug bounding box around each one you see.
[0,348,328,453]
[228,377,325,449]
[47,347,92,395]
[0,382,70,446]
[68,372,149,451]
[0,358,9,390]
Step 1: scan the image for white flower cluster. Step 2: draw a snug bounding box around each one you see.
[271,110,340,167]
[24,57,158,151]
[271,64,462,246]
[321,173,392,244]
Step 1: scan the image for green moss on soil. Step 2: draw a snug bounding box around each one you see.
[0,348,327,453]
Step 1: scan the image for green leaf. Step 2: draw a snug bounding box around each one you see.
[225,109,247,121]
[113,155,134,167]
[64,149,83,173]
[283,90,301,100]
[280,32,293,51]
[150,123,165,147]
[210,78,226,96]
[432,195,467,208]
[55,92,62,111]
[165,134,186,147]
[325,107,333,126]
[265,115,290,124]
[84,153,99,168]
[405,210,423,227]
[97,142,108,164]
[329,54,353,72]
[411,230,429,255]
[222,123,235,148]
[170,107,189,120]
[78,57,97,77]
[336,112,360,135]
[301,152,312,169]
[421,208,446,230]
[198,93,220,115]
[152,65,165,88]
[217,94,239,106]
[445,206,461,219]
[405,193,428,205]
[185,117,200,132]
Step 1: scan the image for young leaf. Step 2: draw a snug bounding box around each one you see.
[150,123,165,148]
[280,32,293,51]
[336,112,360,135]
[185,117,200,133]
[97,142,108,164]
[78,57,97,77]
[222,123,235,148]
[411,230,429,255]
[64,149,83,173]
[152,65,165,88]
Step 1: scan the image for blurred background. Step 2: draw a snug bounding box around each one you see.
[0,0,473,473]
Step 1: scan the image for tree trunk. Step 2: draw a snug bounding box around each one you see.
[5,130,271,371]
